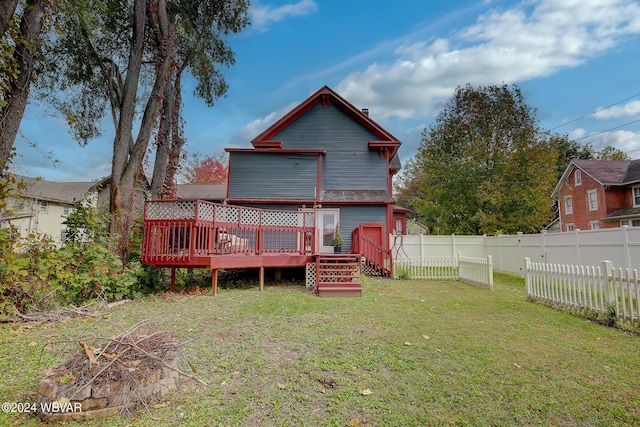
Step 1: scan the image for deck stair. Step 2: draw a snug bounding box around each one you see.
[316,254,362,298]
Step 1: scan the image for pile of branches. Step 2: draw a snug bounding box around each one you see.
[48,322,205,403]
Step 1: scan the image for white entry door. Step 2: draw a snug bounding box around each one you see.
[317,209,340,253]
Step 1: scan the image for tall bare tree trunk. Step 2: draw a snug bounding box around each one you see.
[163,70,185,197]
[0,0,45,172]
[110,0,177,262]
[150,65,185,200]
[149,82,175,199]
[0,0,19,36]
[109,0,146,262]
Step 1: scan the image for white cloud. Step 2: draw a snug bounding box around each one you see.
[230,102,299,145]
[593,100,640,119]
[336,0,640,120]
[589,129,640,154]
[250,0,318,32]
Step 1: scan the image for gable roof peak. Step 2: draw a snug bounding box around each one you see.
[251,85,400,147]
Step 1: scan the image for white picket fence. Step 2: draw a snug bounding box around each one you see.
[391,226,640,275]
[459,255,493,290]
[394,254,493,290]
[524,258,640,326]
[394,256,458,280]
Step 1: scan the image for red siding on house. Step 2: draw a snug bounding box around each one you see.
[559,168,628,231]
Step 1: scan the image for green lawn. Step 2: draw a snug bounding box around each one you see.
[1,273,639,426]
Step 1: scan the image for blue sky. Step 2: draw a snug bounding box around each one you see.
[11,0,640,182]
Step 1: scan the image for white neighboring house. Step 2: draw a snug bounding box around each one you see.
[3,175,97,245]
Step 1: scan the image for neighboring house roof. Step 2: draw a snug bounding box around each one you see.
[605,206,640,220]
[251,85,402,166]
[552,158,640,197]
[176,184,226,201]
[15,175,95,204]
[320,190,395,204]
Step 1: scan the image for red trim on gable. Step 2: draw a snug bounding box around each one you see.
[368,141,401,150]
[225,148,327,155]
[252,140,283,149]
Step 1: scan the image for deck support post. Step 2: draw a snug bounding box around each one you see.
[170,267,176,293]
[211,269,218,296]
[275,268,281,281]
[259,267,264,291]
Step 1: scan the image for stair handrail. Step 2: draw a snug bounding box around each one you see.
[358,233,392,276]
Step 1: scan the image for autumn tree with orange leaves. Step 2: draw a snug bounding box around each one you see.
[182,152,228,184]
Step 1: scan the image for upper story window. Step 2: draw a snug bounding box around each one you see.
[63,206,71,216]
[38,200,48,213]
[13,200,26,212]
[634,186,640,207]
[574,170,582,186]
[587,190,598,211]
[564,195,573,215]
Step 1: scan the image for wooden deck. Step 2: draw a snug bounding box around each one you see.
[141,200,392,295]
[141,200,316,270]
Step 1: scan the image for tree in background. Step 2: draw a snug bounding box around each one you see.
[38,0,248,261]
[181,152,228,184]
[552,135,630,178]
[399,84,557,235]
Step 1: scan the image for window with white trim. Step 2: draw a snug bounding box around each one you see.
[633,186,640,207]
[621,219,640,228]
[587,190,598,211]
[38,200,48,213]
[574,170,582,186]
[566,223,574,231]
[564,195,573,214]
[590,221,600,230]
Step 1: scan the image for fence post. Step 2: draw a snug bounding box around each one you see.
[623,225,631,271]
[524,258,531,298]
[487,255,493,291]
[602,260,615,309]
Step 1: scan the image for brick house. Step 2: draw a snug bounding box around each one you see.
[553,158,640,232]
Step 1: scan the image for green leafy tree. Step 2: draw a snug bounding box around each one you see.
[39,0,249,261]
[403,84,557,235]
[595,145,630,160]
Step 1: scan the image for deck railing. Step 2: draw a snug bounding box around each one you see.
[141,200,316,265]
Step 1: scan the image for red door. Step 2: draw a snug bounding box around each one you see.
[358,223,385,267]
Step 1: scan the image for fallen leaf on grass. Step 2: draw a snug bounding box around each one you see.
[514,363,521,369]
[349,418,360,426]
[422,335,431,340]
[359,389,372,396]
[404,342,412,346]
[277,383,286,389]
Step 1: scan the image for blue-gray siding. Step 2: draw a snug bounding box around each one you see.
[228,152,318,199]
[337,205,387,251]
[274,104,388,190]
